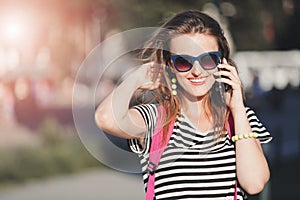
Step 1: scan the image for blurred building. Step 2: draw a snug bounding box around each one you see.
[234,50,300,92]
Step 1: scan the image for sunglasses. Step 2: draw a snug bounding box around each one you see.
[170,51,221,72]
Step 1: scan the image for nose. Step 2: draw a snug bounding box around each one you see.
[190,60,204,76]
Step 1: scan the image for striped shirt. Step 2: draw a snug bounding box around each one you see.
[129,104,272,200]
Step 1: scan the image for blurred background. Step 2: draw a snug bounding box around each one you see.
[0,0,299,199]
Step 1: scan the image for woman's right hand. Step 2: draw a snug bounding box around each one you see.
[135,62,163,90]
[95,61,164,139]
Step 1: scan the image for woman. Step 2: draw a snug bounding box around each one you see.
[95,10,272,199]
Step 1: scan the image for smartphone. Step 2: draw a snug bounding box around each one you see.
[219,67,232,92]
[216,55,232,92]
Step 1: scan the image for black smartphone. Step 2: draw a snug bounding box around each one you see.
[216,55,231,92]
[219,66,232,92]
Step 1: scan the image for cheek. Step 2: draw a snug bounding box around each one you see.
[207,74,216,84]
[174,74,188,86]
[206,75,216,89]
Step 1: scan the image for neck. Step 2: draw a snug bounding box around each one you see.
[180,93,208,118]
[180,93,214,132]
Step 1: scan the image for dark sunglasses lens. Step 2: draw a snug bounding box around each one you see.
[200,54,219,70]
[175,56,192,72]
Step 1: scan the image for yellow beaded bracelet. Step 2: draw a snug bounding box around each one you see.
[231,132,258,142]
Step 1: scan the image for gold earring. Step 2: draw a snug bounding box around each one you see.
[171,78,177,96]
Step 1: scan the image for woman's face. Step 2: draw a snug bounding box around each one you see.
[169,33,219,99]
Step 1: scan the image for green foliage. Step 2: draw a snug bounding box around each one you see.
[38,117,65,146]
[0,118,100,186]
[0,144,100,185]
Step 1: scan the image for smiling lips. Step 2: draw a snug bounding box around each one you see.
[188,77,207,86]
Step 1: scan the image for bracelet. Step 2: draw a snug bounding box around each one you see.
[231,132,258,142]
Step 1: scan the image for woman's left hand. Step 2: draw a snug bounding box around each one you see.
[214,58,245,112]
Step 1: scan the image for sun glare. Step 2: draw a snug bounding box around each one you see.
[0,9,33,45]
[4,21,23,39]
[1,17,25,43]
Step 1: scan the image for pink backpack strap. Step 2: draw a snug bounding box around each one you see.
[146,105,175,200]
[227,113,238,200]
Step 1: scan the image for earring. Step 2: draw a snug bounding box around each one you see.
[171,77,177,96]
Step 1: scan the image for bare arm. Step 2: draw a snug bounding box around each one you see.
[232,108,270,194]
[216,58,270,194]
[95,62,161,139]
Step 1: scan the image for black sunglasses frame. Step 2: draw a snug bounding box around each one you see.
[171,51,221,72]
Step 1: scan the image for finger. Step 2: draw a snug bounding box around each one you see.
[218,58,238,76]
[224,91,232,105]
[217,68,239,83]
[215,77,240,90]
[217,64,235,73]
[214,70,240,84]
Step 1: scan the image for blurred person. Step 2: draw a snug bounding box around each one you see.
[34,77,54,107]
[13,77,40,129]
[95,10,272,199]
[0,81,15,124]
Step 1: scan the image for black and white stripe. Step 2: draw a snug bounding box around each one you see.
[129,104,272,200]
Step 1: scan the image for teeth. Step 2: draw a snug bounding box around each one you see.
[190,78,205,83]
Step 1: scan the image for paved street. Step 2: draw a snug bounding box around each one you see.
[0,168,145,200]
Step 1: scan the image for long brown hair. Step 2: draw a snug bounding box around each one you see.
[135,10,239,142]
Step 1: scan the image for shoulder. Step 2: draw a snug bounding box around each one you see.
[132,104,157,114]
[245,107,265,125]
[245,107,272,143]
[128,104,158,155]
[132,104,158,123]
[245,107,258,119]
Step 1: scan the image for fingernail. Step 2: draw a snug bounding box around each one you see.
[214,71,220,76]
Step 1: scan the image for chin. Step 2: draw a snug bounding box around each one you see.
[178,80,214,99]
[180,88,210,100]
